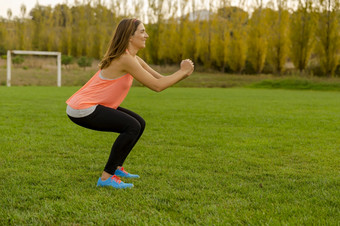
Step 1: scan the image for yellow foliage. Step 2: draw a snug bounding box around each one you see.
[0,0,338,76]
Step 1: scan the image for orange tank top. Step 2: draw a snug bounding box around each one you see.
[66,70,133,109]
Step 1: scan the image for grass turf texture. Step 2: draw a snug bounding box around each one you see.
[0,87,339,224]
[248,77,340,91]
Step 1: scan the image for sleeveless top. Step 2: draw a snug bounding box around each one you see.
[66,70,133,110]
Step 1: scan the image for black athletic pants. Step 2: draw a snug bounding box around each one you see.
[68,105,145,175]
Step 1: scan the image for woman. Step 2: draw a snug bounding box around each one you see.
[66,18,194,189]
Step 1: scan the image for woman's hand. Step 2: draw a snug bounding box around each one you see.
[180,59,194,76]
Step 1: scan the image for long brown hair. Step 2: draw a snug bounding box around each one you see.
[99,18,141,69]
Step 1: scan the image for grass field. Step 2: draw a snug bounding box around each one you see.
[0,86,340,224]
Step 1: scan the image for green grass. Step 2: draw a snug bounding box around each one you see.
[0,87,339,224]
[249,77,340,91]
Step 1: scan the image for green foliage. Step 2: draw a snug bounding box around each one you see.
[196,21,211,67]
[315,0,340,77]
[61,55,73,69]
[0,87,339,224]
[290,0,317,73]
[249,77,340,90]
[221,7,249,73]
[247,8,269,74]
[0,1,339,76]
[210,15,226,69]
[57,4,73,56]
[336,64,340,76]
[0,46,6,56]
[227,32,248,73]
[77,56,93,70]
[180,17,195,61]
[0,23,6,54]
[158,19,178,64]
[12,56,24,65]
[266,6,290,75]
[158,18,181,64]
[142,23,160,64]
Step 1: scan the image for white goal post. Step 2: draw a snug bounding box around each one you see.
[7,50,62,87]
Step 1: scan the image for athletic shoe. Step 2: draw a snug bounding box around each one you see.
[114,167,140,178]
[97,175,133,189]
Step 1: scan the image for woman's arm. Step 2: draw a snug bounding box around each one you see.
[136,56,164,79]
[122,55,193,92]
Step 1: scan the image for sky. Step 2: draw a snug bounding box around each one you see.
[0,0,280,19]
[0,0,76,18]
[0,0,196,19]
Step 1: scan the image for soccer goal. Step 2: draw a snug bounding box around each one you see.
[7,50,62,87]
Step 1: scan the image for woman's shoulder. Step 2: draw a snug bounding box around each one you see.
[118,53,139,67]
[114,52,132,63]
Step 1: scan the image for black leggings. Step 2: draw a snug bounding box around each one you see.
[68,105,145,175]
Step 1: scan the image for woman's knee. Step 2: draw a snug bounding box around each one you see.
[126,120,142,136]
[139,118,146,131]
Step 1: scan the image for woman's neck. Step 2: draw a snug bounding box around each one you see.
[126,47,138,56]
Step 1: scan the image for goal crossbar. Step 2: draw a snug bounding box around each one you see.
[7,50,62,87]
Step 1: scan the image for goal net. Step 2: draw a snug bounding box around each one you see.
[7,50,62,87]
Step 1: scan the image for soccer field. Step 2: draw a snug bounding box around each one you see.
[0,87,339,224]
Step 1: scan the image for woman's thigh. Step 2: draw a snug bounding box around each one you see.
[117,107,145,128]
[69,105,141,133]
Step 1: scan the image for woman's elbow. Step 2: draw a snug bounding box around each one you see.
[151,86,164,92]
[146,82,165,92]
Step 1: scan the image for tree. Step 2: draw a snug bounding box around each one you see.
[167,5,182,63]
[6,9,16,51]
[61,55,74,70]
[143,22,161,64]
[219,6,248,73]
[45,6,54,51]
[2,0,339,77]
[179,0,195,61]
[158,15,181,64]
[210,14,229,71]
[53,4,63,52]
[191,6,213,68]
[77,56,93,70]
[17,4,27,50]
[0,18,7,54]
[209,0,230,72]
[64,4,73,56]
[92,0,113,59]
[315,0,340,76]
[247,4,269,74]
[266,1,290,75]
[30,5,46,50]
[197,19,212,68]
[12,56,24,66]
[290,0,317,74]
[71,3,89,57]
[144,0,165,64]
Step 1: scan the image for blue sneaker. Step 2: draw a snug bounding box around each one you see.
[97,175,133,189]
[114,167,140,178]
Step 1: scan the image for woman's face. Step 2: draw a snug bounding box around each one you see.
[130,23,149,49]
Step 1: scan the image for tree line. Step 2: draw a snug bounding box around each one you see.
[0,0,339,76]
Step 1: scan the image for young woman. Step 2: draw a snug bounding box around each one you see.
[66,18,194,189]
